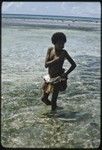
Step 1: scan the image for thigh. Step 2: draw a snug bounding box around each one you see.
[42,82,53,94]
[53,82,60,92]
[51,83,60,99]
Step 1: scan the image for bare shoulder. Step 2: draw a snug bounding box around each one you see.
[62,49,72,60]
[63,49,76,65]
[62,49,69,56]
[47,47,53,53]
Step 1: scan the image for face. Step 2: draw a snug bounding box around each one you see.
[55,41,65,51]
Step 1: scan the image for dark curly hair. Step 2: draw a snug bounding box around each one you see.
[51,32,67,44]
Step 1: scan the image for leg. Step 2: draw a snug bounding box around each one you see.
[41,82,51,105]
[41,92,51,105]
[51,85,59,111]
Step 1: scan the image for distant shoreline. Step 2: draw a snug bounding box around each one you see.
[2,14,101,31]
[2,13,100,21]
[2,17,100,31]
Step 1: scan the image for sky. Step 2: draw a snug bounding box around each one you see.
[2,2,101,18]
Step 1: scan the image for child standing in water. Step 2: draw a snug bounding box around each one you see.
[41,32,76,111]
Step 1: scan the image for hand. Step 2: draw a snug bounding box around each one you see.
[54,55,64,62]
[54,56,60,60]
[53,56,60,63]
[61,73,68,79]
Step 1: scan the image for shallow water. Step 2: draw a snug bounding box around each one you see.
[1,23,101,148]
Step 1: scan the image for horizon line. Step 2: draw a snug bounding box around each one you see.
[2,13,100,19]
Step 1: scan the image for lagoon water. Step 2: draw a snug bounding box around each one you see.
[1,16,101,148]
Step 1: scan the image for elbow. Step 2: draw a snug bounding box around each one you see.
[73,63,77,69]
[45,63,48,68]
[74,63,77,68]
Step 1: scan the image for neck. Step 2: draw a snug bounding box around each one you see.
[55,49,62,55]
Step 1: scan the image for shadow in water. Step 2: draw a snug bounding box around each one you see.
[43,110,91,122]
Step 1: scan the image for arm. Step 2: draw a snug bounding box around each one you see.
[62,50,76,77]
[45,48,60,68]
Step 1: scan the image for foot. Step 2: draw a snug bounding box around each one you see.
[42,98,51,105]
[51,106,63,112]
[51,105,57,111]
[50,109,57,114]
[56,106,63,110]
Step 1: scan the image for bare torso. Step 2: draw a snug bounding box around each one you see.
[48,47,66,78]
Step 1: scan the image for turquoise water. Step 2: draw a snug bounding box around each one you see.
[1,22,101,148]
